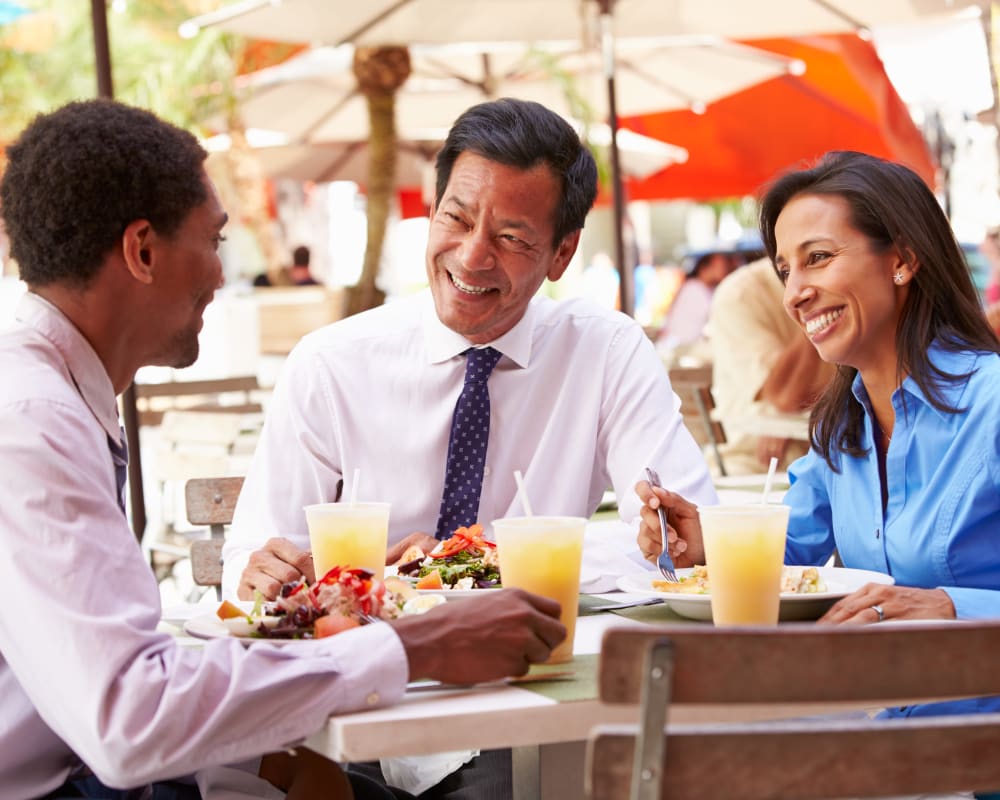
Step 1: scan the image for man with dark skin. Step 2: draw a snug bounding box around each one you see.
[0,98,564,800]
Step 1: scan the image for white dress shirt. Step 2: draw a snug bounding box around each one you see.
[0,293,409,797]
[224,291,716,595]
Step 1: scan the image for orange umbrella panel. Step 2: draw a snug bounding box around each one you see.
[621,34,937,201]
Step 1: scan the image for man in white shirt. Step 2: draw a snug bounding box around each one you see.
[225,99,715,601]
[0,99,565,800]
[223,98,716,798]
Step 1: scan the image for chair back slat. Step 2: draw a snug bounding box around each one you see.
[184,476,244,596]
[599,623,1000,705]
[589,713,1000,800]
[185,476,244,527]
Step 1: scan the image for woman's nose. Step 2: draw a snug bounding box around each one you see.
[783,269,813,314]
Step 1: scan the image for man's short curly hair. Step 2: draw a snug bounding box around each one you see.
[0,99,208,288]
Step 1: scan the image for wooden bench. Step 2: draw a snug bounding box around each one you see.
[254,286,345,355]
[185,476,244,600]
[588,623,1000,799]
[134,375,263,427]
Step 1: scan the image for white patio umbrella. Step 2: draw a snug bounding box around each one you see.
[181,0,983,314]
[231,38,796,142]
[181,0,983,46]
[215,37,794,308]
[203,130,445,185]
[217,41,723,185]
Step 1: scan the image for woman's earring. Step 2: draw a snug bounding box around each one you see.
[893,272,904,284]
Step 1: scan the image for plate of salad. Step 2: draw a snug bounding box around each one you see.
[395,525,502,597]
[184,565,413,643]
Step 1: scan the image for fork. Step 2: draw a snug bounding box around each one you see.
[644,467,678,582]
[360,613,381,625]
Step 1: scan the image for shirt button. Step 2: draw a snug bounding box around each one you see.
[366,692,380,707]
[483,466,491,477]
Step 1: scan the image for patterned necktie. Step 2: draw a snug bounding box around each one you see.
[435,346,503,539]
[108,426,128,517]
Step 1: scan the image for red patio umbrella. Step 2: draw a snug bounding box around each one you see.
[621,33,937,201]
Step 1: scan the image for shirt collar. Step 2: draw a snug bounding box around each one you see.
[422,291,538,368]
[16,292,122,442]
[850,341,980,422]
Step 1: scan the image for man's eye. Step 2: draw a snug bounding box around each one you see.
[213,234,228,249]
[499,234,530,251]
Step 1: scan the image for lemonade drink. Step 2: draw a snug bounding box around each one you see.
[304,502,390,579]
[699,504,790,626]
[493,516,586,664]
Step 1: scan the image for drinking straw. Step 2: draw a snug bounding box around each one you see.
[513,470,534,516]
[761,457,779,504]
[350,467,361,506]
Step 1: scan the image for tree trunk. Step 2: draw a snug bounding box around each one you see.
[346,46,411,317]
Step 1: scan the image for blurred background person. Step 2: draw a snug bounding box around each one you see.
[289,244,320,286]
[709,257,835,475]
[656,249,735,357]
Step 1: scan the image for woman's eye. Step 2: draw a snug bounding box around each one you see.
[806,251,830,266]
[776,267,790,284]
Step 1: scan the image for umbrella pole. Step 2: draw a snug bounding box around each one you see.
[598,0,634,317]
[91,0,146,543]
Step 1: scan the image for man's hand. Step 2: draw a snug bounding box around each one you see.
[635,480,705,567]
[237,537,315,600]
[391,588,566,683]
[386,532,441,565]
[818,584,956,625]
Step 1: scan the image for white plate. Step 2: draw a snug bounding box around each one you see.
[416,586,501,599]
[183,613,300,645]
[616,566,896,622]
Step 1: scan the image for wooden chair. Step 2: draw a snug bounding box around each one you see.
[185,476,244,600]
[667,366,727,476]
[587,623,1000,800]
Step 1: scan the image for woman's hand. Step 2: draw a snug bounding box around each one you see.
[635,480,705,567]
[817,583,956,624]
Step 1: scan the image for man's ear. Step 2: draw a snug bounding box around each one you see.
[121,219,155,285]
[546,230,582,282]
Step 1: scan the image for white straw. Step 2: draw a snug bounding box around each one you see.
[350,467,361,507]
[761,457,779,504]
[513,470,534,516]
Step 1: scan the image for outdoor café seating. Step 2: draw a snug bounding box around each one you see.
[587,623,1000,799]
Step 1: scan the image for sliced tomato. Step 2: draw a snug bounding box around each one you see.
[314,614,361,638]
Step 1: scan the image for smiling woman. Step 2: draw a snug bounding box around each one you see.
[638,148,1000,734]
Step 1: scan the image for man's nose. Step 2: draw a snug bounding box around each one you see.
[459,228,495,271]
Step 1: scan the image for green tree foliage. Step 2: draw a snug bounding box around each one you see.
[0,0,266,144]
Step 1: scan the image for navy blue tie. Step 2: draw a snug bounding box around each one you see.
[108,426,128,517]
[435,347,502,539]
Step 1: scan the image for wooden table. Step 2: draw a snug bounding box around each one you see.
[303,612,648,799]
[300,599,884,799]
[164,593,868,798]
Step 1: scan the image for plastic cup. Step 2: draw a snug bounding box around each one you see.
[699,504,790,626]
[304,502,390,580]
[492,516,586,664]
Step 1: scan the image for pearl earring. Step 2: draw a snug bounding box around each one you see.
[893,272,904,284]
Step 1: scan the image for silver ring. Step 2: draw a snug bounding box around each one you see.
[870,604,885,622]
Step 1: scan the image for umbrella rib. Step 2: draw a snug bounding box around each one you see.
[299,90,361,142]
[335,0,416,47]
[807,0,868,33]
[315,141,366,183]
